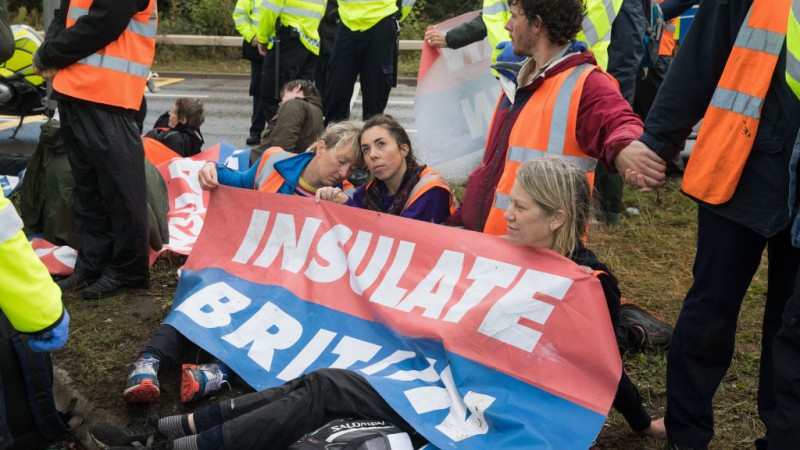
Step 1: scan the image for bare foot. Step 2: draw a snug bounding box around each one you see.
[642,417,667,440]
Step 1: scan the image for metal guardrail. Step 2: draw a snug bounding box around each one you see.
[156,34,424,50]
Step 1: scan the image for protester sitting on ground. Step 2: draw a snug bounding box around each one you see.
[198,120,362,196]
[122,122,364,404]
[91,156,664,450]
[505,157,666,438]
[249,79,324,165]
[314,114,455,223]
[144,98,205,158]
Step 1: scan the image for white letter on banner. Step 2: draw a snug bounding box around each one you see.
[253,214,321,273]
[460,90,496,140]
[403,366,495,441]
[174,282,251,328]
[443,257,521,323]
[478,269,573,352]
[222,301,303,371]
[385,357,440,382]
[232,210,270,264]
[329,336,382,369]
[277,329,337,381]
[360,350,417,375]
[305,224,353,282]
[369,240,416,308]
[348,232,394,295]
[395,250,464,319]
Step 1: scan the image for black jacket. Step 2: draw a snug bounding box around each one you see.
[640,0,800,236]
[145,112,204,158]
[0,0,13,64]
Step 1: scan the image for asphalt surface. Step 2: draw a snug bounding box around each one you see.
[0,74,419,159]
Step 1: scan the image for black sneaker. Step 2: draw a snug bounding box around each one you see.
[90,417,165,449]
[56,271,97,291]
[620,303,674,349]
[246,135,261,146]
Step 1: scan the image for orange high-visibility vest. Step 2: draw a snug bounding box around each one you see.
[255,146,295,192]
[483,63,602,236]
[364,166,457,216]
[52,0,157,110]
[142,136,180,166]
[682,0,792,205]
[657,0,677,57]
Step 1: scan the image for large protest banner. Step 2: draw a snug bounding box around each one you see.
[415,12,502,182]
[166,186,622,449]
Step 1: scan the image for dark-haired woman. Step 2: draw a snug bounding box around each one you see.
[316,114,455,223]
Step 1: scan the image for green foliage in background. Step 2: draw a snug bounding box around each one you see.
[8,0,479,36]
[159,0,237,35]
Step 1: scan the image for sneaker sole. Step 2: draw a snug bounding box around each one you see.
[90,432,113,450]
[123,380,160,403]
[180,364,201,403]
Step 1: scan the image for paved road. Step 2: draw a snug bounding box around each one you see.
[0,75,418,158]
[0,75,694,179]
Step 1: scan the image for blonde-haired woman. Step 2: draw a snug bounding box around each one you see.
[198,120,363,197]
[505,156,666,439]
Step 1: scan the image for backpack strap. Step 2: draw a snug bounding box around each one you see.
[10,335,68,440]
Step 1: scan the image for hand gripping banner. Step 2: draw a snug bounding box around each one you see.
[166,186,622,449]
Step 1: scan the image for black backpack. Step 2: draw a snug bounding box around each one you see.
[289,418,415,450]
[0,311,71,450]
[639,0,665,68]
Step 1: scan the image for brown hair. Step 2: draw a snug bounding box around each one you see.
[282,79,320,99]
[174,98,205,128]
[508,0,585,46]
[360,114,417,167]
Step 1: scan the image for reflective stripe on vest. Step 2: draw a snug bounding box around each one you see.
[52,0,157,109]
[577,0,622,70]
[403,167,457,215]
[254,147,295,191]
[260,0,323,54]
[482,0,511,65]
[682,0,791,205]
[0,200,23,244]
[483,63,599,236]
[788,0,800,98]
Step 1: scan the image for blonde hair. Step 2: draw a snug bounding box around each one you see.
[515,156,590,257]
[307,120,364,167]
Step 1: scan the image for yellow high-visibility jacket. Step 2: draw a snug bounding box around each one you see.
[0,192,63,333]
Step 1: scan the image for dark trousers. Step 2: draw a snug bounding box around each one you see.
[324,16,398,124]
[606,0,645,104]
[58,100,148,285]
[191,369,426,449]
[666,207,800,448]
[769,268,800,449]
[141,324,191,369]
[248,56,268,138]
[594,164,624,223]
[260,28,317,125]
[596,0,645,222]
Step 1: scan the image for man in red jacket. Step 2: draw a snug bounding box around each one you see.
[447,0,644,233]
